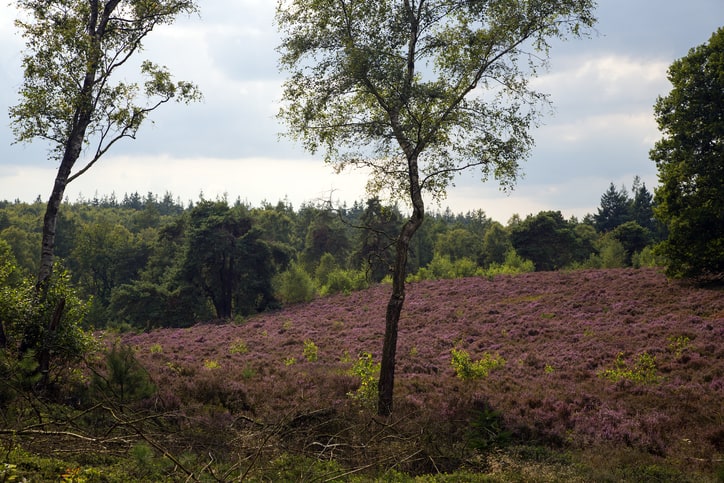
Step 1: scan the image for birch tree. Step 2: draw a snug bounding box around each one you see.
[276,0,596,415]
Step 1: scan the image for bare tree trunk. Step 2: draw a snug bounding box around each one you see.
[36,159,75,289]
[377,155,424,416]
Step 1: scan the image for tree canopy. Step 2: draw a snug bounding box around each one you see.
[650,27,724,281]
[9,0,201,288]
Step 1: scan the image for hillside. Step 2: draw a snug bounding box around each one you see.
[122,268,723,479]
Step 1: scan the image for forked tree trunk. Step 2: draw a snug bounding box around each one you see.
[377,154,425,416]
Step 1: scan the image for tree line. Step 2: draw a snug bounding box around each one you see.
[0,177,663,332]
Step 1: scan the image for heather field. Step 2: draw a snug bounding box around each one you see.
[115,268,724,481]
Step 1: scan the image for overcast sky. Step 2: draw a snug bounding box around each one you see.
[0,1,722,222]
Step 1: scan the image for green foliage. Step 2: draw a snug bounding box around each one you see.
[350,197,400,282]
[485,250,535,276]
[667,335,691,360]
[181,201,277,318]
[587,235,628,269]
[650,28,724,281]
[450,348,506,380]
[264,453,347,482]
[276,1,595,201]
[610,221,653,265]
[229,338,248,355]
[0,350,41,404]
[631,245,666,268]
[594,183,632,233]
[510,211,580,271]
[598,352,660,384]
[90,342,156,404]
[481,222,513,267]
[411,249,534,282]
[347,352,380,408]
[273,262,317,305]
[435,228,483,263]
[320,268,369,295]
[302,338,318,362]
[300,214,350,273]
[467,404,512,451]
[409,255,480,282]
[1,265,95,382]
[10,0,200,160]
[314,252,339,288]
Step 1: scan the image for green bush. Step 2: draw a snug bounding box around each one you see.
[1,263,95,385]
[347,352,380,408]
[451,348,506,380]
[274,262,317,305]
[303,338,318,362]
[483,249,535,276]
[598,352,660,384]
[90,342,156,404]
[320,268,368,295]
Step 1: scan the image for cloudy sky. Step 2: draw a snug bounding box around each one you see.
[0,1,722,222]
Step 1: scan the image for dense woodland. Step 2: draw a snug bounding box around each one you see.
[1,177,662,332]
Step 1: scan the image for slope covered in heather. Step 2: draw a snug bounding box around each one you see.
[124,268,723,478]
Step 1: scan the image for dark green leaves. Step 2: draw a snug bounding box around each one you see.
[651,28,724,281]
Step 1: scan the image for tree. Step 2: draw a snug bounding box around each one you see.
[434,228,482,263]
[9,0,201,291]
[630,176,657,235]
[481,222,513,267]
[593,183,631,233]
[181,201,276,319]
[300,211,351,272]
[9,0,199,382]
[610,221,652,266]
[650,28,724,281]
[510,211,577,271]
[350,198,401,282]
[277,0,595,415]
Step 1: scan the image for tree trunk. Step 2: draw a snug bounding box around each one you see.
[377,155,424,416]
[37,4,104,289]
[32,4,104,388]
[36,159,75,289]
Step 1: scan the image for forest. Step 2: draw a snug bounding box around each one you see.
[0,177,661,332]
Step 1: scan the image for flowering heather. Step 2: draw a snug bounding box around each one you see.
[124,268,724,471]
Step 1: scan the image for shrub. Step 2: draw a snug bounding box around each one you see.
[229,338,249,355]
[320,268,368,295]
[631,245,665,268]
[451,348,506,380]
[303,338,318,362]
[467,402,512,451]
[273,262,317,305]
[347,352,380,408]
[667,335,690,360]
[484,249,535,277]
[598,352,660,384]
[2,264,95,384]
[90,342,156,404]
[409,255,480,281]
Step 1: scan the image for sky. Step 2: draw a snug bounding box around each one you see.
[0,1,722,223]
